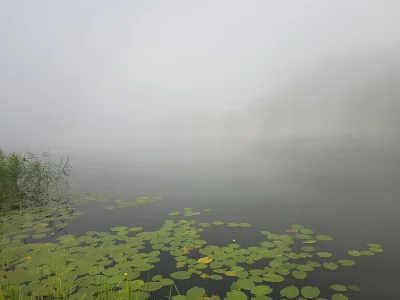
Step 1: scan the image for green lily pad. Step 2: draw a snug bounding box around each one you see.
[331,294,348,300]
[280,285,300,299]
[237,279,255,290]
[225,290,248,300]
[186,287,205,300]
[323,263,338,270]
[104,205,114,210]
[170,271,191,280]
[263,274,284,283]
[317,252,332,258]
[348,250,361,257]
[301,286,320,298]
[250,285,273,295]
[338,260,355,267]
[32,234,46,239]
[316,235,333,241]
[168,212,180,216]
[292,270,307,280]
[330,285,347,292]
[347,285,360,291]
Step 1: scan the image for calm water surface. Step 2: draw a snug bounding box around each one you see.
[60,137,399,299]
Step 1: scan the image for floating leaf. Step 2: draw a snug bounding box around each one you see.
[170,271,191,280]
[347,285,361,292]
[301,286,320,298]
[225,290,248,300]
[198,257,213,264]
[280,285,300,299]
[317,252,332,258]
[323,263,338,270]
[338,260,355,267]
[316,235,333,241]
[168,212,180,216]
[186,287,205,300]
[32,234,46,239]
[348,250,361,257]
[330,285,347,292]
[292,270,307,280]
[263,274,284,283]
[104,205,115,210]
[237,279,255,290]
[250,285,273,295]
[331,294,348,300]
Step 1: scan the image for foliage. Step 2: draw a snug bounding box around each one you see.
[0,148,72,205]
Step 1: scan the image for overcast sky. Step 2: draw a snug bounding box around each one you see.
[1,1,399,150]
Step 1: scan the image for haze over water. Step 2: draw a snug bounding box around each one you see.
[1,1,400,299]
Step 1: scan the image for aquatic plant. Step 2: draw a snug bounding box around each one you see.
[0,197,384,299]
[0,148,72,205]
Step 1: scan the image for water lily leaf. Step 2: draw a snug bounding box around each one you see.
[130,280,145,290]
[292,225,304,230]
[141,281,164,292]
[263,274,284,283]
[250,285,273,295]
[317,252,332,258]
[367,243,382,248]
[347,285,360,291]
[331,294,348,300]
[210,274,223,280]
[330,285,347,292]
[280,285,300,299]
[32,234,46,239]
[301,286,320,298]
[323,263,338,270]
[186,287,206,300]
[198,257,213,264]
[104,205,114,210]
[171,271,191,280]
[338,260,355,267]
[225,290,248,300]
[237,279,255,290]
[168,212,180,216]
[300,228,314,235]
[348,250,361,257]
[110,227,129,232]
[212,221,224,225]
[171,296,187,300]
[292,270,307,280]
[316,235,333,241]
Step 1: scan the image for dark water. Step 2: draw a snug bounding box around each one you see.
[62,137,399,299]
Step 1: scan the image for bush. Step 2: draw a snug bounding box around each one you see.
[0,148,72,204]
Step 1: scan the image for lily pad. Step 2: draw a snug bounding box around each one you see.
[301,286,320,298]
[170,271,191,280]
[250,285,273,295]
[237,279,255,290]
[323,263,338,270]
[186,287,205,300]
[292,270,307,280]
[331,294,348,300]
[263,274,284,283]
[317,252,332,258]
[348,250,361,257]
[280,285,300,299]
[225,290,248,300]
[330,285,347,292]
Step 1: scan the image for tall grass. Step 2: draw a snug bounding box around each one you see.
[0,148,72,205]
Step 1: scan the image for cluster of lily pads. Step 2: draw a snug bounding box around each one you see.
[0,196,384,299]
[73,193,163,211]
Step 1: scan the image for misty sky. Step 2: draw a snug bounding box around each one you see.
[1,1,400,150]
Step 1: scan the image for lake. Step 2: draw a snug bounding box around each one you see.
[2,136,399,299]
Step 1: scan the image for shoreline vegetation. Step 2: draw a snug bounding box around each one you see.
[0,148,72,208]
[0,150,384,300]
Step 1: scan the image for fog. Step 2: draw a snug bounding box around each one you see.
[1,1,400,153]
